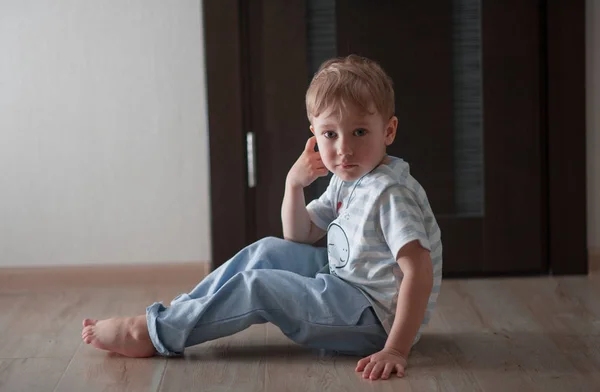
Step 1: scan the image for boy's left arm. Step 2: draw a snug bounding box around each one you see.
[355,240,433,381]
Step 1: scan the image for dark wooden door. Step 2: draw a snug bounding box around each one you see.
[204,0,587,275]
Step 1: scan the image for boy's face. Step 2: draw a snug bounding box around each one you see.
[310,107,397,182]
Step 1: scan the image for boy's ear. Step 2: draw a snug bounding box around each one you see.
[310,125,315,135]
[385,116,398,146]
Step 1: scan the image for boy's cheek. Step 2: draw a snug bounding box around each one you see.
[321,158,335,172]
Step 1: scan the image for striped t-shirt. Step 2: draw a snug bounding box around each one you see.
[307,156,443,335]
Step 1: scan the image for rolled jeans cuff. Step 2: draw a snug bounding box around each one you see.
[146,302,181,357]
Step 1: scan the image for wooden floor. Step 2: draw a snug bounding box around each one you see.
[0,264,599,392]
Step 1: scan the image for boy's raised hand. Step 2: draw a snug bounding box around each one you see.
[286,136,328,188]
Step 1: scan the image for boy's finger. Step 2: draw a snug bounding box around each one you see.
[304,136,317,152]
[381,363,395,379]
[316,167,329,177]
[370,362,385,380]
[362,361,376,379]
[395,364,405,377]
[355,356,370,371]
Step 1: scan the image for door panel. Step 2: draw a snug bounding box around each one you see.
[250,1,311,242]
[480,0,544,273]
[204,0,248,267]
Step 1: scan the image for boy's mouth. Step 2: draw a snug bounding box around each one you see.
[339,163,358,169]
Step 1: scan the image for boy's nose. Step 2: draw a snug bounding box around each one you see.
[337,141,353,156]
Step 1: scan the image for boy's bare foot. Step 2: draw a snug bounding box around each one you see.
[81,315,156,358]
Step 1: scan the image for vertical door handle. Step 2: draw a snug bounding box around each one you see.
[246,132,256,188]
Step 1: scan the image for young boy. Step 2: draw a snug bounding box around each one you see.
[81,55,442,381]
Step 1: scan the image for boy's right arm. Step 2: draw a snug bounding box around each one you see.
[281,137,328,244]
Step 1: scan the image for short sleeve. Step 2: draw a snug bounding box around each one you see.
[378,185,431,259]
[306,176,337,230]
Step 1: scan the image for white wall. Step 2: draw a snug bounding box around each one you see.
[0,1,211,266]
[588,0,600,251]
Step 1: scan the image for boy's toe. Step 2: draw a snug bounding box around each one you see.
[82,326,94,341]
[82,319,97,327]
[82,329,95,344]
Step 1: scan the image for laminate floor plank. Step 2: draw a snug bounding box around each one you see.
[0,358,69,392]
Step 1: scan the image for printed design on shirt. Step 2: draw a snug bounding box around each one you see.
[327,223,350,269]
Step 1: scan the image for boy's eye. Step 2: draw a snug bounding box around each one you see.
[354,128,368,136]
[324,131,337,139]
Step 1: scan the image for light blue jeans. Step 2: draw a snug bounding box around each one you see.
[146,237,388,356]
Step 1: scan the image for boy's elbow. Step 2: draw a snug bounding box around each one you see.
[283,233,305,243]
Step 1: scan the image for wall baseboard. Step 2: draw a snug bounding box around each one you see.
[0,262,210,291]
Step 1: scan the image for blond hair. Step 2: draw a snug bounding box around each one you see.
[306,54,395,123]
